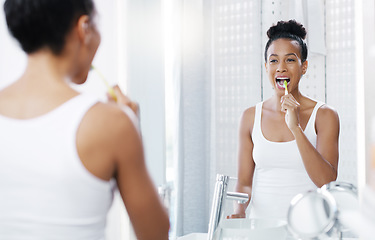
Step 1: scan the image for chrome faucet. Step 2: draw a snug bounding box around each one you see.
[207,174,249,240]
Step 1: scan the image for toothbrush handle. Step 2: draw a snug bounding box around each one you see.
[284,80,288,95]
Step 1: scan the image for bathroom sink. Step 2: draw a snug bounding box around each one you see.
[216,218,288,240]
[177,219,358,240]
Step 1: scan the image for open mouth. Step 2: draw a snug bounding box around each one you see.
[276,77,290,89]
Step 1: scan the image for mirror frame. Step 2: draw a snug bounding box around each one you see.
[287,189,338,239]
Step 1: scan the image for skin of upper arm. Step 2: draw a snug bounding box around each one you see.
[77,103,169,240]
[236,107,256,192]
[110,109,169,240]
[315,105,340,176]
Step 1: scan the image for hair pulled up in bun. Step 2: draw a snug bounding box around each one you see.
[267,19,306,40]
[264,19,308,62]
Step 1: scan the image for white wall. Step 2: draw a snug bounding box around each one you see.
[124,0,166,187]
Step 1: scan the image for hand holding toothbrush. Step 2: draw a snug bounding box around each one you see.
[281,80,300,132]
[110,85,140,117]
[91,65,139,117]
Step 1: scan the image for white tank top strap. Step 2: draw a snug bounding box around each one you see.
[252,102,263,141]
[304,101,325,136]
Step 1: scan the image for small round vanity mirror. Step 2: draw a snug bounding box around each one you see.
[321,181,359,232]
[321,181,358,211]
[287,189,338,239]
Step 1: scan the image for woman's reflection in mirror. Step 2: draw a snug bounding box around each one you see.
[229,20,340,220]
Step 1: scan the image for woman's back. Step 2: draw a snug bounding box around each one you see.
[0,94,115,239]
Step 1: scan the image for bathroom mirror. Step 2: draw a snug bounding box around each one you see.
[287,189,338,239]
[170,0,362,236]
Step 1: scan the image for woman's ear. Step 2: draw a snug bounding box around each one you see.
[76,15,91,44]
[302,60,308,75]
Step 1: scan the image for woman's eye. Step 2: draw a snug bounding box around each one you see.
[269,59,277,63]
[286,58,296,62]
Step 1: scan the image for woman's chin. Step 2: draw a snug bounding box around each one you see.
[72,73,88,85]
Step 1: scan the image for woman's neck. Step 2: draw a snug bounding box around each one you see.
[5,50,78,101]
[25,51,69,82]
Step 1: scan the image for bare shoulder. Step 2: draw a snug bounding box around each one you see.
[317,104,339,122]
[240,106,256,125]
[76,102,141,180]
[316,104,340,133]
[81,102,137,139]
[240,105,256,135]
[242,106,256,121]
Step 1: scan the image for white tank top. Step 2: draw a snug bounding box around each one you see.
[0,94,116,240]
[249,101,324,220]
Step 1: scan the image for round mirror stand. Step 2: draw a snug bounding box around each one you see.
[287,181,358,240]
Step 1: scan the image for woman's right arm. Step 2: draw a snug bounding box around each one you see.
[104,88,169,239]
[110,110,170,240]
[230,107,256,218]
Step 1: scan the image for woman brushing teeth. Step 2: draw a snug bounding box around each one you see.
[229,20,340,220]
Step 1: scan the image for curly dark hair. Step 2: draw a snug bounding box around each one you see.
[4,0,95,55]
[264,19,308,62]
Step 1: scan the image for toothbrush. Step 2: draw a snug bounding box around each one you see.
[284,80,288,95]
[91,65,117,102]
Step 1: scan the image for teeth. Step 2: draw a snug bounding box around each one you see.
[277,81,285,87]
[275,77,289,89]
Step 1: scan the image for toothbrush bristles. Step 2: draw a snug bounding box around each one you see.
[284,80,288,95]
